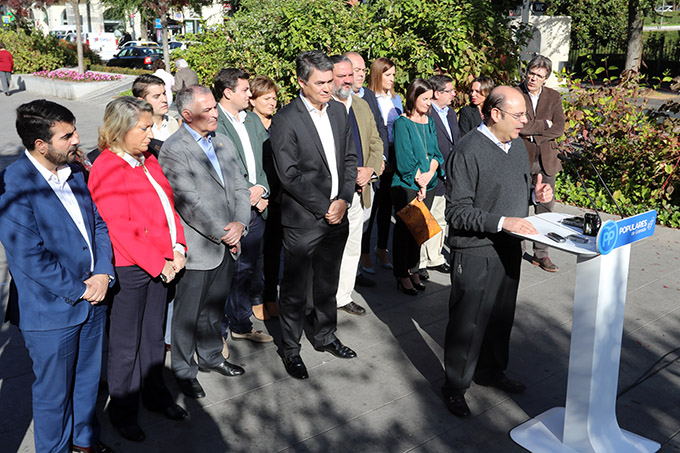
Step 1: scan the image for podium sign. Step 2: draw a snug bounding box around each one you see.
[598,210,656,255]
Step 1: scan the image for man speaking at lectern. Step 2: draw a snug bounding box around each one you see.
[441,86,553,418]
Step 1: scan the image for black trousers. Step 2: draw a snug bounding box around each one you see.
[442,245,521,396]
[390,186,435,278]
[361,171,394,253]
[107,265,174,426]
[279,220,349,357]
[171,253,234,380]
[263,201,283,303]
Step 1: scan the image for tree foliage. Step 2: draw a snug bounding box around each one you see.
[547,0,629,49]
[176,0,526,102]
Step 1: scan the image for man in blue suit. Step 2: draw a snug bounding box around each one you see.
[0,100,114,453]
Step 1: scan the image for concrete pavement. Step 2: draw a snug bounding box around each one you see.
[1,88,679,452]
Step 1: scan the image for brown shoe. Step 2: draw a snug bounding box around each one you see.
[532,256,559,272]
[265,301,279,318]
[252,304,270,321]
[231,329,274,343]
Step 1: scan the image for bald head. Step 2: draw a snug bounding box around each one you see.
[344,52,366,93]
[483,86,527,142]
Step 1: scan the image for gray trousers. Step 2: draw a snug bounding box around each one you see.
[0,72,10,93]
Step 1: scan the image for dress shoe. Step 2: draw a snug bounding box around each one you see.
[354,273,376,287]
[199,360,245,376]
[428,262,451,274]
[409,275,426,291]
[338,301,366,316]
[478,374,526,394]
[283,355,309,379]
[115,423,145,442]
[231,329,273,343]
[531,256,559,272]
[417,268,430,280]
[72,441,115,453]
[375,247,393,269]
[176,378,206,399]
[147,403,189,421]
[443,393,471,418]
[360,264,376,275]
[252,303,270,320]
[396,278,418,296]
[314,339,357,359]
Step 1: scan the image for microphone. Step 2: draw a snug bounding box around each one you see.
[573,152,625,219]
[558,150,602,234]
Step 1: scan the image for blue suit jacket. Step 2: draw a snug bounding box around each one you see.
[0,153,114,331]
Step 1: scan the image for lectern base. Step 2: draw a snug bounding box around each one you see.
[510,407,660,453]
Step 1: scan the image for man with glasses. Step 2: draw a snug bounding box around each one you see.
[441,86,553,418]
[519,55,565,272]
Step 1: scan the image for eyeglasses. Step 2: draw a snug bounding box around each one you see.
[526,70,547,80]
[496,108,527,120]
[439,89,455,94]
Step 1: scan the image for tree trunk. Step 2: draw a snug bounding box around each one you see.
[624,0,644,72]
[69,0,85,73]
[161,16,170,72]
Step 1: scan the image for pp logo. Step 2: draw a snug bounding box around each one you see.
[598,221,618,255]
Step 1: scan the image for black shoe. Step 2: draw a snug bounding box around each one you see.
[409,275,426,291]
[198,360,245,377]
[478,374,526,394]
[115,423,145,442]
[443,393,471,418]
[283,355,309,379]
[396,278,418,296]
[417,268,430,280]
[354,273,376,287]
[176,378,206,399]
[147,403,189,421]
[315,339,357,359]
[428,263,451,274]
[72,441,115,453]
[338,301,367,316]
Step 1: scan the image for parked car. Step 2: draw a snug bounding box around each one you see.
[168,40,200,52]
[118,40,160,50]
[107,46,163,69]
[656,5,673,12]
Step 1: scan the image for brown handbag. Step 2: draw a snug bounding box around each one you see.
[396,197,442,246]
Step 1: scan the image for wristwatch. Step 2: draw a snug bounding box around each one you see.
[159,273,168,283]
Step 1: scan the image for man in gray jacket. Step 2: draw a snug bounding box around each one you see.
[158,85,251,399]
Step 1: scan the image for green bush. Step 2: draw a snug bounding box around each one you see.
[556,70,680,227]
[90,64,149,76]
[0,28,101,73]
[179,0,526,102]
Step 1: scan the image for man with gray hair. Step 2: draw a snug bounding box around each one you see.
[270,50,358,379]
[158,85,251,399]
[330,54,384,316]
[172,59,199,94]
[519,55,565,272]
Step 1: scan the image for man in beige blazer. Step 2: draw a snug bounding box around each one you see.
[330,54,384,316]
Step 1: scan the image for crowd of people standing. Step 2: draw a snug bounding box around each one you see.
[0,50,564,452]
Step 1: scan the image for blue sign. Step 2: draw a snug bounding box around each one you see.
[155,18,162,29]
[597,210,656,255]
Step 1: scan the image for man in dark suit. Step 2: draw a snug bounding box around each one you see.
[420,75,462,280]
[158,85,251,399]
[214,68,273,346]
[270,50,358,379]
[0,100,114,453]
[519,55,565,272]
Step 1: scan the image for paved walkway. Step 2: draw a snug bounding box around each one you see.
[1,89,679,452]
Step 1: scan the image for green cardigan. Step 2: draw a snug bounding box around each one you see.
[391,115,444,191]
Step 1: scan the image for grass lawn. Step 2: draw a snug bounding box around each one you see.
[645,10,680,26]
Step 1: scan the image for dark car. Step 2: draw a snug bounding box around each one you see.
[107,46,163,69]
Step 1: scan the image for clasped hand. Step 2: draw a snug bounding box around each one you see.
[325,199,347,225]
[82,274,109,305]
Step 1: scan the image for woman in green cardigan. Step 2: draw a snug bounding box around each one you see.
[391,78,444,295]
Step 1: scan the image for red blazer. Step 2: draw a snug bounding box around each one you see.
[88,149,186,277]
[0,49,13,72]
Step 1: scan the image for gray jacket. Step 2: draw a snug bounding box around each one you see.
[158,125,250,270]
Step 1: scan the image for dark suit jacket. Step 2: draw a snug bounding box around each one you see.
[428,105,461,196]
[270,97,358,228]
[519,84,566,176]
[361,87,389,159]
[0,154,114,331]
[458,104,482,136]
[158,124,251,270]
[216,107,270,218]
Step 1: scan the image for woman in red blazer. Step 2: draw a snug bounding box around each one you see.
[88,97,188,442]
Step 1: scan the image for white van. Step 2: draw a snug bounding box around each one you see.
[86,32,119,62]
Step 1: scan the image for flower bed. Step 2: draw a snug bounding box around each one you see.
[32,69,123,82]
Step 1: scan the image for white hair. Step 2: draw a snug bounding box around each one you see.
[175,59,189,69]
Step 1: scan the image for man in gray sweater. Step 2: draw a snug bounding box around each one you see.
[441,86,553,417]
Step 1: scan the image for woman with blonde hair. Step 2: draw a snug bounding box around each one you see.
[88,97,188,442]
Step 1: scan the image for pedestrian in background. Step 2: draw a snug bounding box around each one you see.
[0,42,14,96]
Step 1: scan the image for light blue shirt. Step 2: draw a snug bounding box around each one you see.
[183,123,223,185]
[431,103,452,140]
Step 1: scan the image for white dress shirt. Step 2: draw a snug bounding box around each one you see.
[300,93,339,200]
[219,105,258,186]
